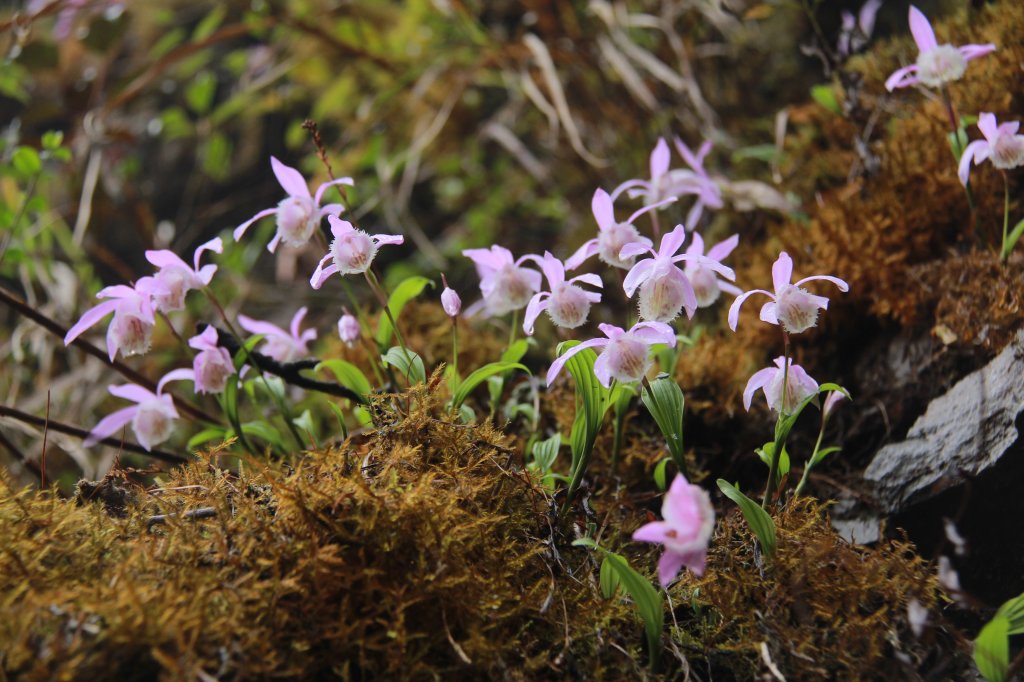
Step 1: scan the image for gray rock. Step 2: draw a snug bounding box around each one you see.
[864,330,1024,513]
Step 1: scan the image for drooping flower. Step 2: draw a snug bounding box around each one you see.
[160,326,235,395]
[145,237,223,313]
[338,310,361,347]
[462,245,542,317]
[682,232,741,308]
[728,251,848,334]
[620,224,736,323]
[743,356,819,414]
[957,113,1024,185]
[564,189,672,271]
[673,137,725,228]
[546,321,676,388]
[310,216,404,288]
[237,307,316,364]
[64,277,168,361]
[632,474,715,586]
[822,389,847,420]
[884,6,995,91]
[440,274,462,318]
[522,252,602,335]
[83,382,180,451]
[233,156,353,253]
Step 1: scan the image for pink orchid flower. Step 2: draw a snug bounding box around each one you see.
[884,6,995,91]
[620,224,736,323]
[823,389,847,420]
[728,252,848,334]
[632,474,715,586]
[958,113,1024,185]
[237,307,316,364]
[338,310,361,347]
[682,232,742,308]
[160,326,235,395]
[546,321,676,388]
[310,216,404,288]
[440,274,462,318]
[610,138,702,210]
[565,189,673,271]
[673,137,724,228]
[145,237,223,313]
[84,381,180,451]
[64,277,168,361]
[837,0,882,58]
[233,156,353,253]
[743,356,819,414]
[522,252,602,335]
[462,245,542,317]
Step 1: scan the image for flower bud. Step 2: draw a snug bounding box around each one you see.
[440,275,461,317]
[338,312,361,346]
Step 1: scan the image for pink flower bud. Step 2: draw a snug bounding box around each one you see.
[440,275,461,317]
[338,312,361,346]
[632,474,715,585]
[823,390,847,419]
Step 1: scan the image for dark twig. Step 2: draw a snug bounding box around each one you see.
[212,326,367,404]
[0,404,187,464]
[146,506,217,529]
[0,285,213,425]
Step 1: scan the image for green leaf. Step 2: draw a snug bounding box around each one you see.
[325,401,349,440]
[641,374,685,468]
[756,442,790,483]
[316,359,372,401]
[41,131,64,150]
[558,340,610,508]
[452,361,529,410]
[995,592,1024,636]
[232,334,266,371]
[240,421,285,450]
[202,132,232,181]
[12,147,41,176]
[974,615,1009,682]
[375,276,433,346]
[192,5,227,41]
[501,338,531,364]
[530,433,561,474]
[185,71,217,115]
[810,83,841,115]
[187,428,227,450]
[808,445,842,469]
[948,126,970,160]
[292,409,318,447]
[1001,217,1024,261]
[381,346,426,385]
[653,458,671,491]
[599,556,622,599]
[717,479,777,559]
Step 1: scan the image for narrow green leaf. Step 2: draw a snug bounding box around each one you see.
[1002,218,1024,261]
[810,83,841,115]
[995,592,1024,635]
[599,556,621,599]
[240,421,285,450]
[292,409,318,447]
[808,445,842,468]
[974,615,1009,682]
[653,458,671,491]
[316,359,372,401]
[375,276,433,346]
[500,338,531,364]
[717,479,777,558]
[187,428,227,450]
[530,433,561,474]
[452,361,529,410]
[381,346,426,385]
[600,551,664,667]
[232,334,266,371]
[641,375,685,466]
[325,401,348,440]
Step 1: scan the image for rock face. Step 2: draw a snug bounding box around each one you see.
[864,330,1024,513]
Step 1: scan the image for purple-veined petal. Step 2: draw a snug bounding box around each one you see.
[522,293,549,336]
[83,406,138,447]
[64,299,119,345]
[233,208,277,241]
[623,259,655,297]
[546,337,609,386]
[908,6,937,53]
[650,137,670,179]
[884,64,919,92]
[565,239,599,271]
[794,274,849,292]
[960,43,996,62]
[270,156,311,198]
[592,188,616,232]
[743,366,777,410]
[706,234,739,262]
[158,368,195,393]
[313,176,354,205]
[657,550,688,587]
[727,289,773,331]
[759,301,779,325]
[772,252,794,292]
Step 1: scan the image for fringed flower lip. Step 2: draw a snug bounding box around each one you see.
[310,216,404,288]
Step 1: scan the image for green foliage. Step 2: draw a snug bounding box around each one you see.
[315,360,372,402]
[974,615,1009,682]
[641,374,685,472]
[717,480,777,559]
[451,362,528,411]
[381,347,426,385]
[810,83,841,115]
[375,276,433,347]
[556,341,611,510]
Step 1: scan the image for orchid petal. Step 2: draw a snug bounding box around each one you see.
[771,252,793,292]
[546,337,609,386]
[794,274,849,292]
[619,242,654,260]
[270,156,311,198]
[592,348,613,387]
[310,254,336,290]
[632,520,674,545]
[884,64,919,92]
[145,250,188,270]
[958,139,990,186]
[372,233,404,246]
[158,368,196,393]
[592,189,616,232]
[657,550,687,587]
[728,289,773,331]
[109,384,158,403]
[290,307,309,340]
[569,272,603,289]
[977,112,999,142]
[609,178,649,203]
[313,176,354,205]
[630,321,677,346]
[233,208,277,241]
[650,138,670,179]
[267,232,283,254]
[237,315,286,339]
[659,224,688,258]
[83,406,138,447]
[597,323,625,339]
[623,259,655,298]
[686,232,705,258]
[320,203,344,217]
[565,239,599,271]
[626,197,676,225]
[759,301,779,325]
[743,367,776,410]
[523,293,549,336]
[908,6,937,53]
[193,236,223,271]
[64,299,119,345]
[706,234,739,262]
[960,43,996,61]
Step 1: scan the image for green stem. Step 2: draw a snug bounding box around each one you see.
[942,86,976,214]
[450,319,460,392]
[339,279,386,386]
[762,331,790,509]
[1001,170,1010,263]
[508,308,519,350]
[794,413,827,497]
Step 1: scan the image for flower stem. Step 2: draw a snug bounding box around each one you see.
[942,86,976,214]
[450,319,460,393]
[1001,170,1011,263]
[794,412,827,497]
[762,331,790,509]
[339,279,386,386]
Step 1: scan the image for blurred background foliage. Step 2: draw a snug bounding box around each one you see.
[0,0,973,485]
